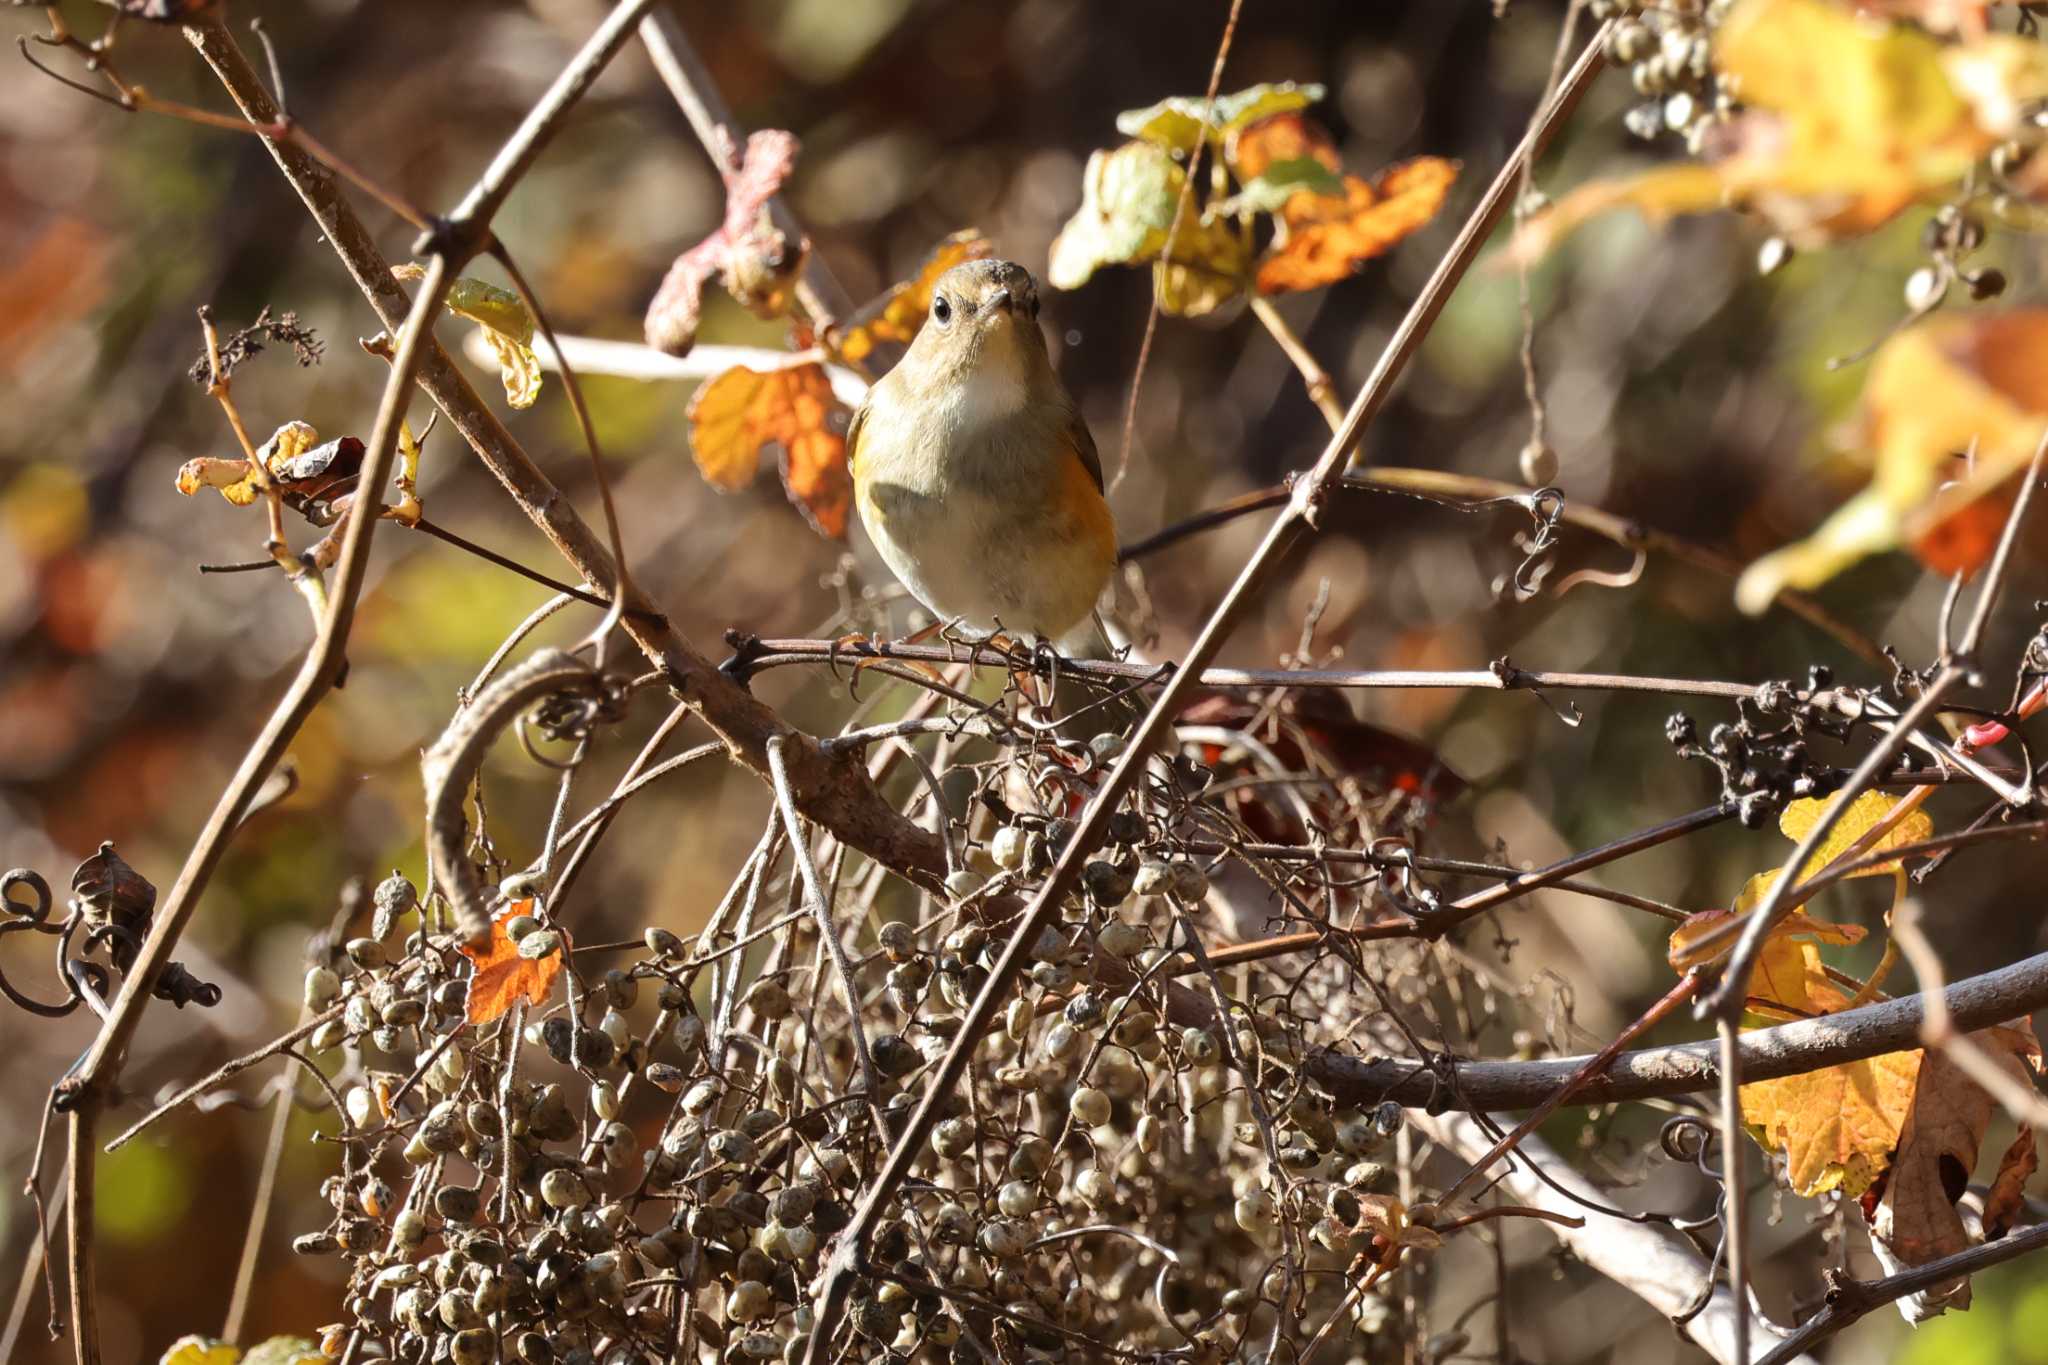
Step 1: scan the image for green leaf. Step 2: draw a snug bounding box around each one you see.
[159,1340,240,1365]
[1047,141,1183,291]
[1204,155,1347,222]
[445,277,534,346]
[1116,82,1325,155]
[446,278,541,409]
[394,265,544,409]
[241,1340,325,1365]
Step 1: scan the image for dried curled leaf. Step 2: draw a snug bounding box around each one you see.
[1736,312,2048,613]
[1869,1023,2041,1316]
[645,129,802,357]
[446,277,541,409]
[174,421,366,524]
[686,362,852,537]
[459,900,568,1024]
[175,456,262,507]
[1048,141,1183,292]
[832,230,993,367]
[1117,82,1325,156]
[1256,158,1459,295]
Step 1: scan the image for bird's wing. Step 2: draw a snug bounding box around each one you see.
[845,397,869,479]
[1065,404,1104,494]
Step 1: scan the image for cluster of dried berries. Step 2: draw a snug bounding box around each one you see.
[263,671,1475,1365]
[1593,0,1735,147]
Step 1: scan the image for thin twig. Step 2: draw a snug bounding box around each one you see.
[1755,1220,2048,1365]
[764,736,889,1146]
[1109,0,1246,495]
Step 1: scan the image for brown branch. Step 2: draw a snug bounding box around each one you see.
[420,649,604,942]
[1308,947,2048,1111]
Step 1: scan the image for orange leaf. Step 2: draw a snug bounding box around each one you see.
[685,362,852,537]
[1226,111,1341,182]
[1738,312,2048,612]
[1255,158,1459,295]
[458,900,567,1024]
[832,231,993,367]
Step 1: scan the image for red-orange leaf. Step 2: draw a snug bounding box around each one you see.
[1255,157,1459,295]
[459,900,567,1024]
[686,363,851,537]
[831,230,993,367]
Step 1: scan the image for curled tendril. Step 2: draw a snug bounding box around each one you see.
[0,851,219,1021]
[1491,657,1583,728]
[3,868,54,924]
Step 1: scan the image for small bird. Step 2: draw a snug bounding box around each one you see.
[848,259,1118,650]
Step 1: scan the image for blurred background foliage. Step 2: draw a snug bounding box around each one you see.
[2,0,2046,1361]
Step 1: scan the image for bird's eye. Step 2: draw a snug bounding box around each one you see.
[932,295,953,326]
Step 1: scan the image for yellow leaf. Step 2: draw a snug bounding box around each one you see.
[1740,1045,1922,1196]
[240,1340,326,1365]
[159,1339,241,1365]
[1737,313,2048,612]
[1118,82,1325,156]
[445,280,540,410]
[1154,214,1253,318]
[1779,790,1935,880]
[474,324,542,410]
[1510,0,2006,261]
[393,265,543,409]
[1048,141,1183,291]
[445,278,534,347]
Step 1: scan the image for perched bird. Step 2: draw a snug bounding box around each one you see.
[848,259,1118,650]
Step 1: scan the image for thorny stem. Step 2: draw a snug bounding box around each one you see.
[798,27,1613,1361]
[737,637,1801,701]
